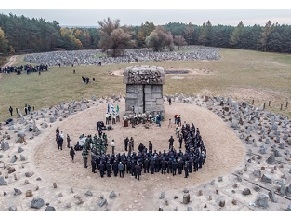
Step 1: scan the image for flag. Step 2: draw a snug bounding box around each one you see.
[116,104,119,113]
[110,103,116,114]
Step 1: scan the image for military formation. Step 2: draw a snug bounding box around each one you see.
[69,122,206,180]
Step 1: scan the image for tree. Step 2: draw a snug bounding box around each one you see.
[146,26,174,51]
[199,20,213,46]
[258,20,274,51]
[0,27,9,54]
[230,21,245,48]
[137,21,155,48]
[173,35,187,50]
[97,17,135,57]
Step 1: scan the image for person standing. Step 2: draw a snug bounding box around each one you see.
[135,163,141,180]
[8,106,13,116]
[168,136,175,150]
[24,105,28,116]
[178,134,183,149]
[184,162,189,178]
[57,135,64,150]
[111,140,115,155]
[124,137,129,151]
[99,162,105,178]
[106,162,112,177]
[149,141,153,154]
[67,134,71,148]
[118,161,124,178]
[70,147,75,162]
[130,137,134,151]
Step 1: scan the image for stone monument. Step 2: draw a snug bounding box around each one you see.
[123,65,165,116]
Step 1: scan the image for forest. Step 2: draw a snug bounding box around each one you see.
[0,12,291,61]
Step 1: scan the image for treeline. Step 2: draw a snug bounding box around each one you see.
[0,13,291,57]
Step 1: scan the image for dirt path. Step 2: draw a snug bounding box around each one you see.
[0,55,18,81]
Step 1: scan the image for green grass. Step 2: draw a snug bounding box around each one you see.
[1,48,291,121]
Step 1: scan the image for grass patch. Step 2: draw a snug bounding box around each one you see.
[1,48,291,121]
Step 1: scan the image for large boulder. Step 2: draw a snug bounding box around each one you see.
[1,141,9,151]
[261,174,272,184]
[0,176,7,185]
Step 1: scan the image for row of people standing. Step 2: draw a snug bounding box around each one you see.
[8,104,34,117]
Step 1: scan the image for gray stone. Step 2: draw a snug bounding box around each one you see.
[97,198,107,207]
[17,131,25,138]
[258,145,267,154]
[10,155,18,163]
[84,190,93,197]
[266,153,276,164]
[218,199,225,207]
[1,141,9,151]
[20,155,26,161]
[26,190,32,197]
[218,176,223,182]
[109,191,116,199]
[53,182,57,188]
[41,123,48,129]
[159,192,165,199]
[187,207,192,211]
[45,206,56,211]
[14,188,22,196]
[253,170,261,177]
[268,191,277,203]
[280,183,286,196]
[31,197,45,209]
[36,177,42,181]
[49,116,55,123]
[255,194,269,208]
[7,166,16,174]
[261,174,272,184]
[242,188,252,196]
[182,194,190,204]
[271,123,278,130]
[18,147,24,153]
[25,171,34,177]
[74,195,84,205]
[8,206,17,211]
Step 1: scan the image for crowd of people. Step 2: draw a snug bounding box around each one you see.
[59,119,206,180]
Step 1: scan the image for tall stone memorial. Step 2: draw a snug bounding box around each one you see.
[123,65,165,117]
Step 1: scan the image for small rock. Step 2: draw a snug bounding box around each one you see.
[165,199,169,206]
[7,166,16,174]
[210,180,215,185]
[75,196,84,205]
[174,195,178,199]
[53,183,57,188]
[31,197,45,209]
[14,174,18,181]
[14,188,22,196]
[35,185,39,191]
[287,205,291,211]
[97,198,107,207]
[232,199,237,205]
[187,207,192,211]
[36,177,42,181]
[84,190,93,197]
[255,194,269,208]
[25,171,34,177]
[18,147,24,153]
[253,170,261,177]
[183,188,189,193]
[254,186,261,192]
[8,206,17,211]
[261,174,272,184]
[26,190,32,197]
[159,192,165,199]
[65,203,71,209]
[45,206,56,211]
[237,176,242,182]
[218,176,223,182]
[109,191,116,199]
[242,188,252,196]
[232,184,238,188]
[158,207,163,211]
[269,191,277,203]
[19,155,25,161]
[24,180,29,184]
[70,188,74,193]
[198,190,203,196]
[218,199,225,207]
[58,192,63,197]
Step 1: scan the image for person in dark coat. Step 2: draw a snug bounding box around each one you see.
[67,134,71,148]
[193,156,199,172]
[178,134,183,149]
[106,162,112,177]
[161,159,166,174]
[91,155,97,173]
[184,162,189,178]
[126,159,131,174]
[118,162,124,178]
[177,159,183,174]
[143,158,150,173]
[150,159,155,174]
[124,137,129,151]
[70,147,75,162]
[112,160,118,177]
[8,106,13,116]
[57,136,63,150]
[99,162,105,178]
[131,161,135,176]
[135,163,141,180]
[172,160,178,176]
[168,136,174,150]
[149,141,153,154]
